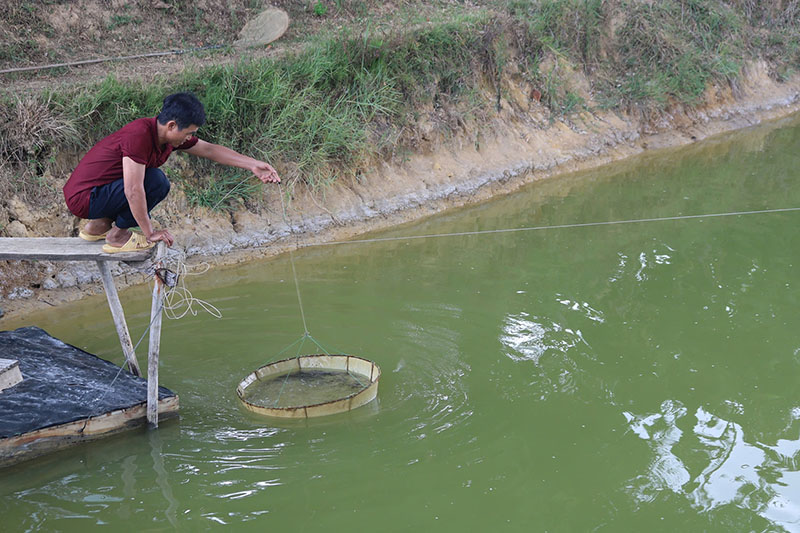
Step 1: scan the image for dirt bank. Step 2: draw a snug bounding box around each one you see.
[1,59,798,322]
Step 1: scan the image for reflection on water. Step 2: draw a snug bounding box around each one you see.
[501,312,589,364]
[149,431,179,527]
[625,401,800,531]
[555,295,605,323]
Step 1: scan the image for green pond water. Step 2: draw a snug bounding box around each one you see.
[2,114,800,532]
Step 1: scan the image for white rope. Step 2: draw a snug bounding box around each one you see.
[305,206,800,247]
[277,187,310,335]
[78,248,220,423]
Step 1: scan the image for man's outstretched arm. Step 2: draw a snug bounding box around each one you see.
[184,140,280,183]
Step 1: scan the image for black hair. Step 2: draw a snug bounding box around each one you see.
[157,92,206,129]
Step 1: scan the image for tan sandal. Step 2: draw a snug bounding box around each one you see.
[78,229,110,241]
[101,232,155,254]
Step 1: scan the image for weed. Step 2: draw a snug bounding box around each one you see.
[506,0,606,66]
[313,1,328,17]
[610,0,743,107]
[0,41,34,63]
[0,95,79,164]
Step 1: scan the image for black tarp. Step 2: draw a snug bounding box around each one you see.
[0,326,175,439]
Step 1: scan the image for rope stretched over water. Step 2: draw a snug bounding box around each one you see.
[255,203,800,406]
[304,206,800,247]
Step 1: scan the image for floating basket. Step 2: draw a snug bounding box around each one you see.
[237,354,380,418]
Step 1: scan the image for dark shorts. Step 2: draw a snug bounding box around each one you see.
[87,168,170,229]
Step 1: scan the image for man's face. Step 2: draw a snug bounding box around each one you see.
[166,121,199,147]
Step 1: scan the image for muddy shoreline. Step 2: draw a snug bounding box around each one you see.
[2,64,799,323]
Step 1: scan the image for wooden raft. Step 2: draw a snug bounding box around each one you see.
[0,237,170,428]
[0,326,179,468]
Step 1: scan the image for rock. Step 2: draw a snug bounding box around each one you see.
[419,120,436,141]
[6,220,29,238]
[74,265,97,285]
[0,306,4,318]
[55,270,78,288]
[7,197,36,227]
[7,288,34,300]
[235,8,289,48]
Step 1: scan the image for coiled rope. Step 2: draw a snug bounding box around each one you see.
[160,249,222,320]
[84,248,221,416]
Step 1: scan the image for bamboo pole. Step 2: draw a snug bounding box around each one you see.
[147,243,167,427]
[96,261,141,376]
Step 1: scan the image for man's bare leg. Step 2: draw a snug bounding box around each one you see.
[84,218,113,236]
[84,219,132,247]
[105,226,132,247]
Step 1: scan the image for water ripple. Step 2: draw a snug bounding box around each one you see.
[496,312,599,401]
[556,294,605,323]
[500,312,588,364]
[388,308,473,445]
[609,245,674,283]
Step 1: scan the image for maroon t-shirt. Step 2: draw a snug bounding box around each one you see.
[63,117,199,218]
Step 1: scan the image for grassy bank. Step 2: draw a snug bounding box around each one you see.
[1,0,799,216]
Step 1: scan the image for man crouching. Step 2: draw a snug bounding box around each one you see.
[63,92,280,253]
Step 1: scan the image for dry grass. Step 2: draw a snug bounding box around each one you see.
[0,95,78,206]
[0,95,78,164]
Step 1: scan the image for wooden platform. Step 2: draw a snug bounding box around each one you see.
[0,327,178,468]
[1,237,169,430]
[0,237,152,262]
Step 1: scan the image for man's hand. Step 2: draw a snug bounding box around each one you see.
[252,162,280,184]
[147,229,175,247]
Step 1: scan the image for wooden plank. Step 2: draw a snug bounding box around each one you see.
[0,237,152,262]
[96,261,142,376]
[0,395,179,468]
[147,243,167,427]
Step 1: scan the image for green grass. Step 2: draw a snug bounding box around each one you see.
[610,0,744,106]
[507,0,605,65]
[3,0,800,212]
[0,40,41,63]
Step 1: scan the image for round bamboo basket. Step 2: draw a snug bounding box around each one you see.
[237,354,380,418]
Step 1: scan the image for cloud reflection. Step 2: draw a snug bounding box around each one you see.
[624,401,800,531]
